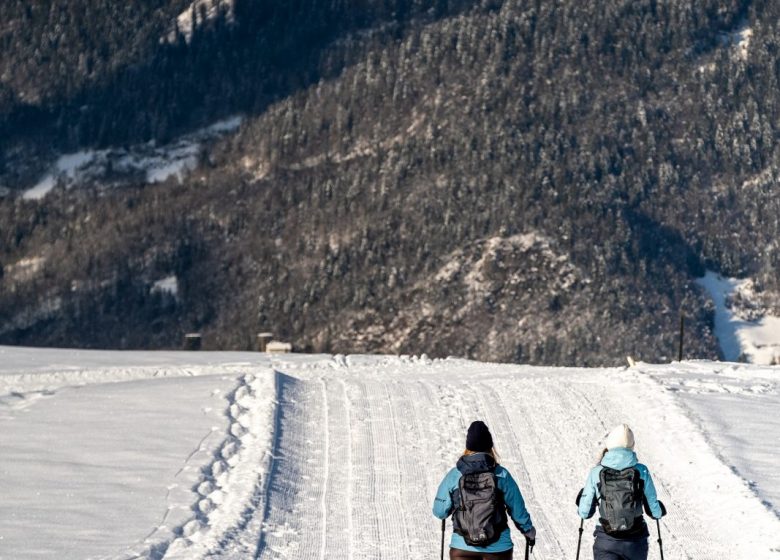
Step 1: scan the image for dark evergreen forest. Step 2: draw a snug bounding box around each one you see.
[1,0,778,365]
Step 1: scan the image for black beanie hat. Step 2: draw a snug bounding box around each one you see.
[466,420,493,452]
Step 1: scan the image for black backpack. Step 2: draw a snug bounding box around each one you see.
[452,470,508,546]
[597,467,645,535]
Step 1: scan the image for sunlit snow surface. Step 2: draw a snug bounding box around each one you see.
[1,347,779,559]
[697,271,780,364]
[648,360,780,525]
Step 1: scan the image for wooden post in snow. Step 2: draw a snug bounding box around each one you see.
[257,332,274,352]
[677,313,684,362]
[184,333,202,351]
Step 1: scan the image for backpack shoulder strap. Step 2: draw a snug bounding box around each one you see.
[631,467,645,498]
[597,466,613,499]
[457,473,468,508]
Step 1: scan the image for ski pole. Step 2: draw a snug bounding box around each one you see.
[525,539,530,560]
[440,518,445,560]
[656,518,664,560]
[574,488,586,560]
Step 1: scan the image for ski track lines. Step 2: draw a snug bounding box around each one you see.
[478,382,567,557]
[235,360,780,560]
[247,374,319,559]
[319,377,351,559]
[348,378,381,559]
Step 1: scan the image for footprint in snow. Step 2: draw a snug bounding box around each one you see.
[197,498,214,515]
[181,518,203,538]
[197,480,214,496]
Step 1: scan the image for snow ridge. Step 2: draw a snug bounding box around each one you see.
[0,364,232,397]
[162,369,278,558]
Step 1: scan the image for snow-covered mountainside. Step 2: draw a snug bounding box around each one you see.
[1,347,778,559]
[8,1,780,365]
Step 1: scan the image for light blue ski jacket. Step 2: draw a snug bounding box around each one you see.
[578,448,663,521]
[433,453,533,553]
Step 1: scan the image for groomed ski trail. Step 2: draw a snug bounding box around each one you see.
[193,355,780,559]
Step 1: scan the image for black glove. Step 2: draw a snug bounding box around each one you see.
[644,497,667,518]
[657,500,667,518]
[523,527,536,549]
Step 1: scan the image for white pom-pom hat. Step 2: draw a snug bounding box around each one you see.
[605,424,635,450]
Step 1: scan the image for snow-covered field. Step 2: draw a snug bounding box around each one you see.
[1,347,779,559]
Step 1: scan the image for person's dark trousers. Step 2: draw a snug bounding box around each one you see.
[593,526,649,560]
[450,547,513,560]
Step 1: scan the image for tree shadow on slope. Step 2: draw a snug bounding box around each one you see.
[0,0,489,169]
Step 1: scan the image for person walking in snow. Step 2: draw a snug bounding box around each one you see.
[577,424,666,560]
[433,420,536,560]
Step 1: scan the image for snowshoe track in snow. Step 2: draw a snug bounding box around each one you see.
[161,369,279,559]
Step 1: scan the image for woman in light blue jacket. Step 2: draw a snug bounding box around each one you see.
[578,424,666,560]
[433,421,536,560]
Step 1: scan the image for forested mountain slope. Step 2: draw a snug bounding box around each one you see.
[2,0,779,365]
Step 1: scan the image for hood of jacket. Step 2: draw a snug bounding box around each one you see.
[600,447,638,470]
[456,452,497,475]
